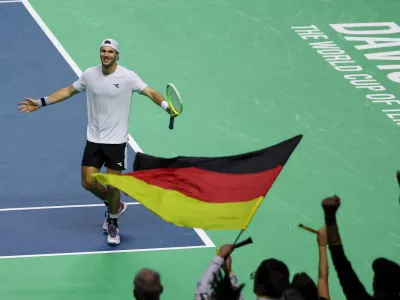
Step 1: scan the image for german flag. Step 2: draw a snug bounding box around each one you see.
[92,135,302,230]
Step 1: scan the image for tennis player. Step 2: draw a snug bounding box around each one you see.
[17,38,175,246]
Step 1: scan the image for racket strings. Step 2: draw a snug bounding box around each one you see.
[167,86,181,113]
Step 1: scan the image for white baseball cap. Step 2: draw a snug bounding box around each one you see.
[100,38,119,53]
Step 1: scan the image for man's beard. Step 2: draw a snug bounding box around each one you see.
[102,58,115,68]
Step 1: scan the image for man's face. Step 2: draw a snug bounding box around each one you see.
[100,46,118,67]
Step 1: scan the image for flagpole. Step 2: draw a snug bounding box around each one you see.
[232,196,263,246]
[233,229,244,245]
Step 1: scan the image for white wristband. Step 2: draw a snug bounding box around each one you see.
[161,100,169,111]
[37,96,51,107]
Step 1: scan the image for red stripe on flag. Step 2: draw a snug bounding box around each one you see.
[123,166,283,203]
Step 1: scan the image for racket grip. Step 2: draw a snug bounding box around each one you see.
[169,116,174,130]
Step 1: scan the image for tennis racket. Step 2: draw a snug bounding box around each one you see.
[166,83,183,130]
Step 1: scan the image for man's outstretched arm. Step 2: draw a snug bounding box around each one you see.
[140,86,176,116]
[18,85,80,114]
[46,85,80,104]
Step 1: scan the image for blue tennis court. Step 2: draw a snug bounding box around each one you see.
[0,0,213,259]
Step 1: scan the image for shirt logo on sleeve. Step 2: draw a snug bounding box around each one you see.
[113,84,120,88]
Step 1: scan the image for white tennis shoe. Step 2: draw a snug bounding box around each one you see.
[103,201,128,233]
[107,223,120,246]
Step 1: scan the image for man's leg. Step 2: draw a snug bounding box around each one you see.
[81,140,108,204]
[103,168,124,246]
[106,168,123,220]
[103,142,128,246]
[81,140,117,234]
[81,166,108,202]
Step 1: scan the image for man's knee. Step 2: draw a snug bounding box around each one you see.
[81,166,101,191]
[82,175,97,191]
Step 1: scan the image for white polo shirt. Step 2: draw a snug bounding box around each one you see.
[72,64,147,144]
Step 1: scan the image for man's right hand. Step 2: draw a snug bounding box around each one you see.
[17,98,40,114]
[218,244,234,258]
[322,195,341,218]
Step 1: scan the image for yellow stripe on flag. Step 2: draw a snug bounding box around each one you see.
[93,173,264,230]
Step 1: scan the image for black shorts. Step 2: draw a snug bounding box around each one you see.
[82,140,127,171]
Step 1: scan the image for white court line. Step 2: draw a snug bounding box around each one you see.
[19,0,215,250]
[0,244,214,260]
[0,202,140,212]
[0,1,21,3]
[127,133,143,153]
[21,0,82,76]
